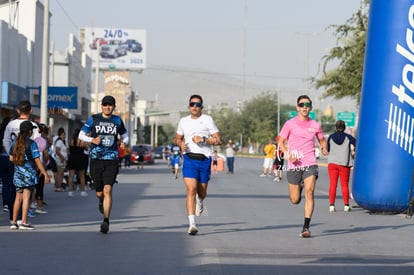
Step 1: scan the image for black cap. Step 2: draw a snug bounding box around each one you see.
[101,95,116,106]
[20,121,37,132]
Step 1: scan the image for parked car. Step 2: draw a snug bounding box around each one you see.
[130,144,155,165]
[99,40,128,58]
[124,39,143,52]
[154,146,165,159]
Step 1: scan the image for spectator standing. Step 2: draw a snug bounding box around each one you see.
[9,121,50,230]
[174,94,222,235]
[273,136,285,182]
[34,123,50,213]
[261,140,276,176]
[67,128,89,197]
[212,150,219,174]
[53,128,67,192]
[124,145,131,168]
[327,120,356,212]
[0,116,13,213]
[118,142,125,168]
[278,95,328,238]
[79,95,128,234]
[225,140,235,174]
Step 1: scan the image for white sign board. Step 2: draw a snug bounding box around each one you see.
[83,28,146,71]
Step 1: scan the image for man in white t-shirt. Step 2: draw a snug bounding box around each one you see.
[174,94,222,235]
[225,140,235,174]
[2,100,40,223]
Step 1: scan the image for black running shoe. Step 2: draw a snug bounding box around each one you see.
[98,199,104,214]
[100,221,109,234]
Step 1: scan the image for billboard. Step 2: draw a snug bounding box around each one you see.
[27,86,78,109]
[83,28,146,71]
[47,87,78,109]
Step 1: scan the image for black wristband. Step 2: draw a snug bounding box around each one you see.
[203,136,207,144]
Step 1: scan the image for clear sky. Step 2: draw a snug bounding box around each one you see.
[48,0,363,111]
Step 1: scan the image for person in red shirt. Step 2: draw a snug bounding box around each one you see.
[118,142,125,168]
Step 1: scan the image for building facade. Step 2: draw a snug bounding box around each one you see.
[0,0,92,140]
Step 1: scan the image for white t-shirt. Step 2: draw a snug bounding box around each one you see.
[2,119,40,155]
[226,146,235,158]
[176,114,219,157]
[54,138,68,160]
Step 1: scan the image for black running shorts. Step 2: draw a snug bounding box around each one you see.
[89,159,119,192]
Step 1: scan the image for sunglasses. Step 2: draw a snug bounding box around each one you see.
[298,102,312,108]
[189,102,203,108]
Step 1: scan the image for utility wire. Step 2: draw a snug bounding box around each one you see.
[147,66,304,81]
[54,0,79,31]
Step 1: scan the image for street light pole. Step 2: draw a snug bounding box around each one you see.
[40,0,49,123]
[94,41,100,113]
[295,32,318,95]
[277,89,280,134]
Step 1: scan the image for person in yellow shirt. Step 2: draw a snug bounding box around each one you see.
[260,140,276,176]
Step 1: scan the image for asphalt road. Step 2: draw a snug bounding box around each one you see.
[0,156,413,274]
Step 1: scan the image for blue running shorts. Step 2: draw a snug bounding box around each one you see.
[182,154,212,183]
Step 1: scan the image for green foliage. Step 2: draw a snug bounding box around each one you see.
[142,125,151,144]
[211,92,295,147]
[239,92,279,144]
[312,1,369,105]
[156,124,175,145]
[321,115,336,134]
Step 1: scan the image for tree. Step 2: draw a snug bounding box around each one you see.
[210,102,243,145]
[321,115,336,134]
[238,92,280,145]
[312,0,369,105]
[158,123,176,145]
[207,92,300,150]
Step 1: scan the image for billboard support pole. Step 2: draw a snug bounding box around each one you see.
[40,0,49,123]
[95,41,100,113]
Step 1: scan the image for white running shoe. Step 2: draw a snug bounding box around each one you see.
[35,208,48,214]
[80,191,88,197]
[188,225,199,235]
[329,205,336,213]
[10,223,19,230]
[68,191,74,197]
[196,195,204,216]
[344,205,352,212]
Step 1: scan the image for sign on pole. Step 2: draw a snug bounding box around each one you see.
[83,28,146,71]
[337,112,356,127]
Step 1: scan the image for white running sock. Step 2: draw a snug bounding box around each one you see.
[188,215,196,226]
